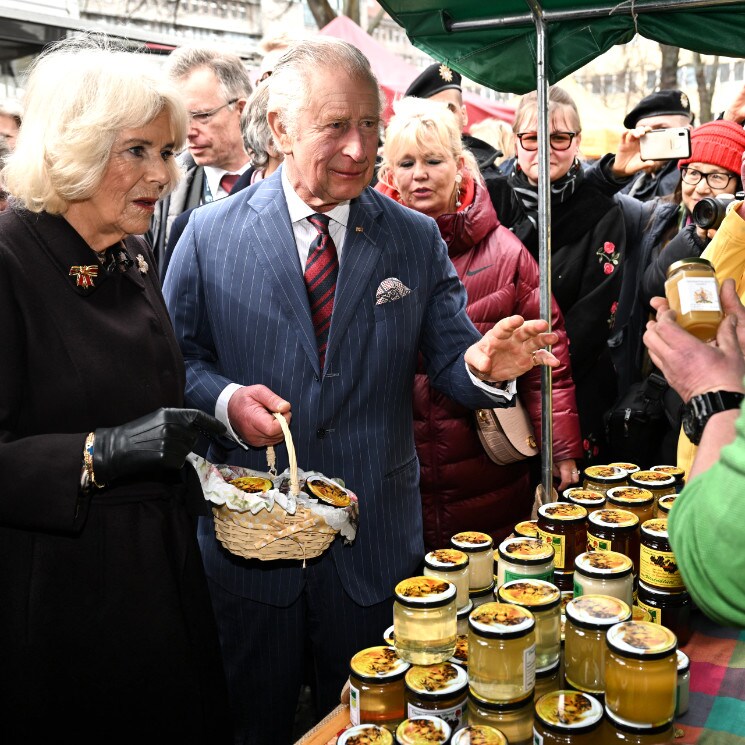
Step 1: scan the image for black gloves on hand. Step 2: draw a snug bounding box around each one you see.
[93,407,226,485]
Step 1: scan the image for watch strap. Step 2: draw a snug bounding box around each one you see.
[684,390,745,445]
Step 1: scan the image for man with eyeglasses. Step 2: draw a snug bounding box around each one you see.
[150,46,252,272]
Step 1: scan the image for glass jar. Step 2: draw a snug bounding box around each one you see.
[564,595,631,695]
[636,581,692,646]
[466,689,534,745]
[470,581,496,609]
[497,579,561,670]
[393,577,457,665]
[587,508,640,573]
[533,690,604,743]
[394,715,451,745]
[609,462,641,476]
[676,650,690,717]
[639,519,684,592]
[535,657,561,700]
[573,551,634,607]
[606,487,655,526]
[337,724,394,745]
[497,537,555,587]
[603,707,675,744]
[383,625,395,647]
[450,634,468,668]
[605,621,677,727]
[457,600,474,635]
[665,257,723,341]
[582,465,627,494]
[451,532,494,591]
[655,494,677,518]
[451,725,508,745]
[631,605,652,623]
[649,465,685,493]
[562,487,606,511]
[536,502,588,571]
[552,570,574,593]
[404,662,467,734]
[424,549,470,610]
[514,519,540,539]
[468,602,536,703]
[629,471,677,503]
[349,646,410,729]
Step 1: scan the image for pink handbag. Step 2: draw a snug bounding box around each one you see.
[475,398,539,465]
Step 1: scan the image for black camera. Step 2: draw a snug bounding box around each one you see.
[692,191,745,230]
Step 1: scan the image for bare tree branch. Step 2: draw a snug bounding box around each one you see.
[659,44,680,90]
[367,7,386,34]
[306,0,337,29]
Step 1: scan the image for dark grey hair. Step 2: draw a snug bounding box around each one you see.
[165,45,253,101]
[241,83,273,168]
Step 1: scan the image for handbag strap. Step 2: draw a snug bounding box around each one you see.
[266,413,300,496]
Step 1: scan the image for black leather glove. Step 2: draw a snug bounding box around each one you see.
[93,407,226,485]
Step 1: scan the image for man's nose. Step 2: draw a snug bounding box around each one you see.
[342,127,367,161]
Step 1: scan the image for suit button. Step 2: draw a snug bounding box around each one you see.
[316,428,326,439]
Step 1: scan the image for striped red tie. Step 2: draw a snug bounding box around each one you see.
[219,173,240,195]
[305,213,339,368]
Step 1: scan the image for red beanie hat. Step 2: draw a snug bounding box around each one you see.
[679,119,745,175]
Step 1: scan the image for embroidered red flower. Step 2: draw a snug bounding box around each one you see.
[611,301,618,314]
[604,241,615,254]
[603,263,614,275]
[596,241,620,274]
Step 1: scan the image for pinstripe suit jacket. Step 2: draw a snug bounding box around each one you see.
[163,167,508,607]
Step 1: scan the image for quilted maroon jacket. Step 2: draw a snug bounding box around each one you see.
[412,181,583,551]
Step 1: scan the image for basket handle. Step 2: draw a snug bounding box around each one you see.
[266,412,300,496]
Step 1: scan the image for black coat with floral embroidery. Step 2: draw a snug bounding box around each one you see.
[488,174,627,462]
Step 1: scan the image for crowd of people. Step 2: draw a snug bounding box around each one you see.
[2,31,745,745]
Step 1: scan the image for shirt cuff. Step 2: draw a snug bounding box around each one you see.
[465,361,516,400]
[216,383,249,449]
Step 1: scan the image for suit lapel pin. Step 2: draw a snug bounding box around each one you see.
[355,226,364,233]
[136,254,149,274]
[69,265,98,288]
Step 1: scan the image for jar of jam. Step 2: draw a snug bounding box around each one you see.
[349,646,410,729]
[609,461,641,475]
[468,602,536,703]
[424,549,470,610]
[582,465,627,494]
[451,725,508,745]
[655,494,677,518]
[676,650,690,717]
[639,520,684,592]
[533,690,604,744]
[451,532,494,591]
[394,715,451,745]
[337,724,394,745]
[587,509,640,572]
[636,581,692,646]
[536,502,588,571]
[404,662,467,733]
[665,257,723,341]
[562,487,606,511]
[466,689,534,745]
[450,634,468,668]
[470,581,496,609]
[497,537,554,587]
[564,595,631,695]
[603,707,674,744]
[606,487,655,526]
[457,600,474,635]
[513,519,540,539]
[649,465,685,493]
[497,579,561,670]
[535,657,561,699]
[393,577,457,665]
[605,621,677,727]
[629,471,677,502]
[573,551,634,607]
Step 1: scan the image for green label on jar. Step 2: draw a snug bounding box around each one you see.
[637,599,661,625]
[536,529,566,568]
[587,532,611,551]
[503,567,553,584]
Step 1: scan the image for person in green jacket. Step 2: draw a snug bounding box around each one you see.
[644,278,745,627]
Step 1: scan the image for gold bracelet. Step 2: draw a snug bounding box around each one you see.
[83,432,106,489]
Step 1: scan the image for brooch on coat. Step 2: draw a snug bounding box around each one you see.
[69,265,98,288]
[135,254,149,274]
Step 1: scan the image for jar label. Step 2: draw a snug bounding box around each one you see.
[639,546,683,589]
[536,528,566,568]
[349,682,361,726]
[406,700,465,732]
[636,598,661,625]
[503,566,553,584]
[587,532,612,551]
[523,644,536,691]
[533,729,544,744]
[678,276,721,314]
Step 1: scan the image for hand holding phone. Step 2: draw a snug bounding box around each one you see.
[638,127,692,161]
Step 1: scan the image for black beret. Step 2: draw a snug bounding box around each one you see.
[405,62,462,99]
[623,89,692,129]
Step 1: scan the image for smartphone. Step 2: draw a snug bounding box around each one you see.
[639,127,692,161]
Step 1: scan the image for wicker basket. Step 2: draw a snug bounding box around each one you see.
[212,413,339,562]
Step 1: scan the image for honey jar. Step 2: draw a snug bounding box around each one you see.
[468,602,536,703]
[394,715,451,745]
[603,707,675,744]
[573,550,634,607]
[606,487,655,525]
[470,581,496,609]
[349,646,410,730]
[337,724,394,745]
[457,600,474,635]
[404,662,467,733]
[393,577,457,665]
[451,725,508,745]
[451,532,494,591]
[551,570,574,593]
[497,537,555,587]
[582,465,627,494]
[629,471,677,501]
[676,650,690,717]
[665,257,722,341]
[536,502,587,571]
[562,487,606,511]
[450,634,468,668]
[535,657,561,699]
[497,579,561,670]
[466,689,534,745]
[513,519,540,539]
[655,494,677,518]
[609,461,641,475]
[587,509,640,573]
[533,690,604,743]
[636,581,692,646]
[639,520,684,592]
[649,464,685,493]
[563,595,631,695]
[424,549,470,610]
[604,621,677,727]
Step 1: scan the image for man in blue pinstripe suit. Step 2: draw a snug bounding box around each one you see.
[163,39,559,744]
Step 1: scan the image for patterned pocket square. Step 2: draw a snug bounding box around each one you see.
[376,277,411,305]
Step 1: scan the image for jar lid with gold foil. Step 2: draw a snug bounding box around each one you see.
[468,601,535,638]
[424,548,469,572]
[535,690,604,734]
[513,519,540,538]
[404,662,468,699]
[575,551,633,579]
[583,465,627,484]
[629,470,677,492]
[606,486,655,506]
[350,646,409,682]
[562,488,605,508]
[394,576,456,608]
[451,725,508,745]
[498,536,554,565]
[497,579,561,610]
[538,501,588,522]
[609,461,641,474]
[650,464,685,482]
[565,595,631,630]
[631,605,652,622]
[657,495,678,515]
[337,724,395,745]
[383,624,395,647]
[588,508,639,530]
[641,518,670,539]
[667,256,715,277]
[467,688,534,712]
[450,531,493,552]
[606,621,677,660]
[449,634,468,667]
[395,715,451,745]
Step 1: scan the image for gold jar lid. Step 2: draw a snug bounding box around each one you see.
[395,576,456,607]
[583,465,627,483]
[229,475,273,493]
[631,605,652,622]
[451,725,508,745]
[468,601,535,637]
[588,508,639,529]
[563,488,605,507]
[395,716,451,745]
[629,471,676,491]
[565,595,631,629]
[650,464,685,481]
[513,519,540,538]
[337,724,394,745]
[657,495,678,514]
[350,646,409,681]
[304,475,351,506]
[404,662,467,697]
[538,501,588,522]
[606,621,677,659]
[451,531,493,552]
[609,461,641,473]
[498,579,561,609]
[666,256,715,278]
[575,550,633,578]
[607,486,654,505]
[641,518,670,539]
[498,536,554,564]
[424,548,469,571]
[535,690,604,732]
[449,634,469,667]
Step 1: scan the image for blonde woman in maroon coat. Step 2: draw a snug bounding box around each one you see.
[377,98,583,550]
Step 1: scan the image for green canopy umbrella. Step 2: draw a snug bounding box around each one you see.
[376,0,745,497]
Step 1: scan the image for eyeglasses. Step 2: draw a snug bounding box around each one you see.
[516,131,577,152]
[188,98,238,124]
[680,167,735,190]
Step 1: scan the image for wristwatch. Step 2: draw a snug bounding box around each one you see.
[682,390,745,445]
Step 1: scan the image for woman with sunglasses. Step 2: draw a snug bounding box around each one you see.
[488,85,628,464]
